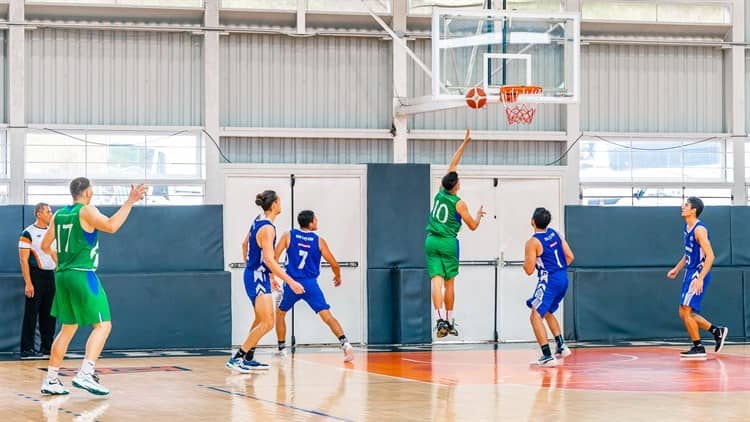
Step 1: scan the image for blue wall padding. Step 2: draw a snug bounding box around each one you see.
[731,208,750,265]
[563,271,576,340]
[1,206,24,272]
[366,269,396,345]
[395,269,432,344]
[571,268,745,341]
[565,206,731,268]
[0,272,231,352]
[745,271,750,338]
[0,274,25,352]
[366,164,430,269]
[22,205,225,273]
[68,272,231,350]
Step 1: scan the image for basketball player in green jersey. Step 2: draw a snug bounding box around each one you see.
[426,129,486,338]
[39,177,147,396]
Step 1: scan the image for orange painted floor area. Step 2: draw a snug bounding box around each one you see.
[299,346,750,392]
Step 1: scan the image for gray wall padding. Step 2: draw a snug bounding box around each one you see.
[22,205,225,273]
[0,206,24,272]
[565,206,731,268]
[572,268,745,341]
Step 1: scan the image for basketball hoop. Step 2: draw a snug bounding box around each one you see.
[499,85,543,125]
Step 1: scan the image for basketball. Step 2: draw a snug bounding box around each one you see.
[465,87,487,109]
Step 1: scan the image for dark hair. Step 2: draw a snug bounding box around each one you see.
[532,207,552,229]
[255,190,278,211]
[442,171,459,191]
[686,196,704,217]
[34,203,49,216]
[298,210,315,228]
[70,177,91,198]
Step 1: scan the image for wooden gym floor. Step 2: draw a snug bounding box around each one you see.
[1,343,749,421]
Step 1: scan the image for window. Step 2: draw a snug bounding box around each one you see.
[27,0,203,6]
[409,0,561,15]
[220,0,391,11]
[25,130,205,206]
[580,136,733,206]
[221,0,295,9]
[580,137,732,184]
[581,0,730,24]
[582,187,732,206]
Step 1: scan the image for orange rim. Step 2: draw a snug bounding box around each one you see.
[499,85,543,103]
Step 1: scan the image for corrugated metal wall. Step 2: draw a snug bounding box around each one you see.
[221,136,392,164]
[409,139,565,165]
[0,31,6,123]
[581,44,724,132]
[26,29,204,126]
[220,34,392,129]
[407,39,564,132]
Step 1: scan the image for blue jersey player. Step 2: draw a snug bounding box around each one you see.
[523,207,575,367]
[226,190,305,374]
[273,210,354,362]
[666,196,728,359]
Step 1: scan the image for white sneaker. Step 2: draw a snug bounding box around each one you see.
[555,345,572,358]
[342,342,354,362]
[41,377,69,395]
[272,348,289,358]
[72,373,109,396]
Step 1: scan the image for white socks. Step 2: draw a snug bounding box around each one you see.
[79,359,95,377]
[446,310,453,321]
[434,308,443,320]
[46,366,59,380]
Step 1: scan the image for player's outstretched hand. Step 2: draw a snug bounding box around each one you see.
[463,128,471,144]
[666,267,679,279]
[333,276,342,287]
[288,280,305,294]
[128,183,148,204]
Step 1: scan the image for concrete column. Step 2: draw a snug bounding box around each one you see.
[392,0,408,163]
[8,0,25,204]
[731,0,746,204]
[204,0,223,204]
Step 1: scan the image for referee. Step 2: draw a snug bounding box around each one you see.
[19,203,57,359]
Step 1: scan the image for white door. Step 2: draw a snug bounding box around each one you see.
[430,176,499,342]
[282,176,364,345]
[225,175,292,346]
[497,178,562,341]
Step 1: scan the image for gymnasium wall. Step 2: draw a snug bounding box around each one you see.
[565,206,750,342]
[0,205,230,353]
[26,29,204,126]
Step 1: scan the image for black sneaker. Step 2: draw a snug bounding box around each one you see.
[435,319,449,338]
[713,327,728,353]
[680,345,707,359]
[20,350,43,360]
